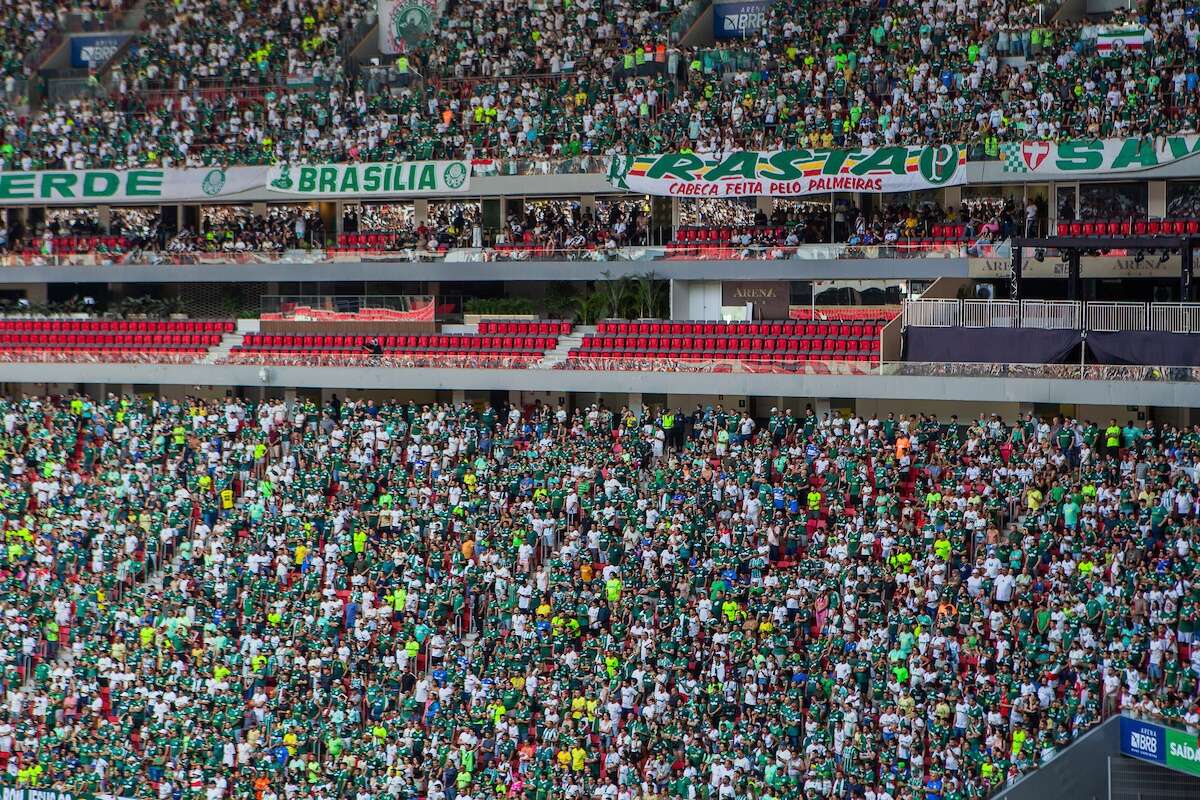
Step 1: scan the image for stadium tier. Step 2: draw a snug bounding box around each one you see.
[5,3,1200,800]
[0,4,1195,167]
[569,320,887,363]
[0,393,1197,800]
[0,317,233,361]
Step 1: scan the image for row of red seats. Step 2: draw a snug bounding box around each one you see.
[0,345,211,355]
[0,333,219,347]
[930,225,967,238]
[578,336,881,353]
[0,319,234,333]
[673,226,788,243]
[566,350,878,362]
[477,320,572,335]
[27,236,131,253]
[1057,218,1200,236]
[240,346,549,357]
[337,233,408,249]
[327,244,449,256]
[596,320,886,338]
[239,334,559,351]
[903,237,970,248]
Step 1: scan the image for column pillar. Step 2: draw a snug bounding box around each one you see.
[414,199,430,225]
[1148,181,1167,220]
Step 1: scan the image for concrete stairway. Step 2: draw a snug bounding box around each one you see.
[204,319,257,363]
[540,325,593,368]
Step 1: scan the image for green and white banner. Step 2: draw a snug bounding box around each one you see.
[0,790,135,800]
[265,161,470,198]
[1096,26,1148,57]
[1000,136,1200,176]
[0,161,469,205]
[379,0,437,54]
[0,166,261,205]
[606,146,967,197]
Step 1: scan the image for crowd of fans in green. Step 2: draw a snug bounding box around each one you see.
[0,392,1197,800]
[2,1,1200,170]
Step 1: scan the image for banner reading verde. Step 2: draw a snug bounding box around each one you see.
[0,161,469,205]
[0,167,262,205]
[265,161,470,198]
[1000,135,1200,176]
[607,146,967,197]
[1119,716,1200,778]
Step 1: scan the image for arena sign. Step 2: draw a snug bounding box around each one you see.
[607,146,967,197]
[713,1,769,38]
[1119,716,1200,778]
[1000,135,1200,175]
[969,255,1181,279]
[265,161,470,198]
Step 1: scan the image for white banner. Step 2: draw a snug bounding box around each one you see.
[0,166,264,205]
[998,135,1200,177]
[607,146,967,197]
[378,0,437,55]
[0,161,468,205]
[265,161,469,198]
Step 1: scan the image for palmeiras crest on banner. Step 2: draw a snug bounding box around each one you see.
[379,0,438,53]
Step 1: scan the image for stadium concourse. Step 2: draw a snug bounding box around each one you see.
[0,3,1197,169]
[0,393,1196,800]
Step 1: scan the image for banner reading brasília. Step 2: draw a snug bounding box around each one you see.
[0,161,470,205]
[265,161,470,198]
[606,146,967,197]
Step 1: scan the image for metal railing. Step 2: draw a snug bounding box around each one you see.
[2,347,1199,383]
[222,352,545,369]
[902,299,960,328]
[907,299,1200,332]
[1020,300,1081,330]
[889,361,1200,383]
[1085,301,1146,332]
[557,356,880,375]
[1148,302,1200,334]
[962,299,1018,328]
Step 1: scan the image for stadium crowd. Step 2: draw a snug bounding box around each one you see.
[0,197,1019,259]
[0,393,1197,800]
[0,2,1197,169]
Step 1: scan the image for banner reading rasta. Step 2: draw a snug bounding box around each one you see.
[606,146,967,197]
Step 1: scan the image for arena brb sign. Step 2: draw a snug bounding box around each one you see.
[1119,716,1200,778]
[607,146,967,198]
[713,1,768,38]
